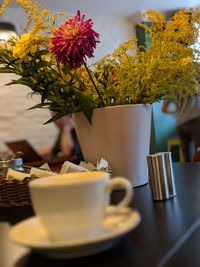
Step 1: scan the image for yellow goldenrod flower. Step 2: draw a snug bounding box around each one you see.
[12,31,47,60]
[180,56,193,66]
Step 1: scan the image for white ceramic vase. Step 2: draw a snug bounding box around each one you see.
[72,104,152,187]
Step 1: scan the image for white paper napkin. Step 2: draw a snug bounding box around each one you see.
[6,168,30,182]
[60,161,88,174]
[79,161,96,171]
[39,163,51,171]
[30,167,57,178]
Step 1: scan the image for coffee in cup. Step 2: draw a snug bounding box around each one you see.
[29,171,133,241]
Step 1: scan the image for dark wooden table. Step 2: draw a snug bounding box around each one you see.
[0,162,200,267]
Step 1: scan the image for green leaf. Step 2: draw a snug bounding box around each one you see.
[34,49,49,57]
[77,91,94,123]
[43,111,66,124]
[6,78,33,87]
[0,68,17,74]
[28,102,52,110]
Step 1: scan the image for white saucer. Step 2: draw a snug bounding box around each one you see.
[9,207,141,259]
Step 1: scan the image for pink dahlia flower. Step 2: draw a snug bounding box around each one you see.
[50,10,99,68]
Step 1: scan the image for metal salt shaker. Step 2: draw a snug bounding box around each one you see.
[147,152,176,201]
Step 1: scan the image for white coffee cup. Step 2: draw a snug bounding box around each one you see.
[29,171,133,241]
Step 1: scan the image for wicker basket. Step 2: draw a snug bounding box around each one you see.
[0,176,33,207]
[0,156,71,207]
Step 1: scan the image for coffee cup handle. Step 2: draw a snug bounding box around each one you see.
[106,177,133,215]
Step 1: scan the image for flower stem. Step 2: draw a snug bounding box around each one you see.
[83,62,105,107]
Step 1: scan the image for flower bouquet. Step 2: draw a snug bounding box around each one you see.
[0,1,199,123]
[0,0,200,185]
